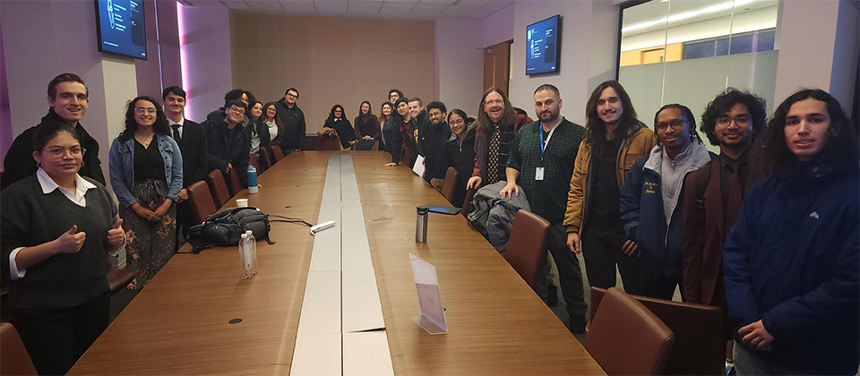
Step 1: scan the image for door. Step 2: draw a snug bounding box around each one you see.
[483,40,512,95]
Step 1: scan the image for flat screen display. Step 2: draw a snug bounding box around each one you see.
[526,15,560,75]
[95,0,147,59]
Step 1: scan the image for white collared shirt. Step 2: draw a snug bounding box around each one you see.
[168,116,185,138]
[9,169,122,280]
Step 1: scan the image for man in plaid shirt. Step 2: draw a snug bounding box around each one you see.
[502,84,587,332]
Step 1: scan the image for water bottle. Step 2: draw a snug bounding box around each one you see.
[239,232,258,279]
[416,206,428,243]
[247,165,259,194]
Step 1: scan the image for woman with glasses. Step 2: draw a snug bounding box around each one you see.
[1,122,126,375]
[109,96,183,291]
[440,109,476,207]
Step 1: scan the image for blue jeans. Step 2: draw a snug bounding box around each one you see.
[733,341,801,375]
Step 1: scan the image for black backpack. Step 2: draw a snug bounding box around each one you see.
[185,207,274,254]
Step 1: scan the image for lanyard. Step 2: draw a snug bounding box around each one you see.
[539,123,558,159]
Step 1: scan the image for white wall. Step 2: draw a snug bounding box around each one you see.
[482,3,516,48]
[180,4,233,123]
[436,17,485,116]
[508,0,619,124]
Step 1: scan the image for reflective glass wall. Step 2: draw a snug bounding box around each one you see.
[618,0,780,151]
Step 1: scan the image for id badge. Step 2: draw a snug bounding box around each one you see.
[535,167,545,181]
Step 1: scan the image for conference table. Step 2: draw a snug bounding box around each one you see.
[69,151,605,375]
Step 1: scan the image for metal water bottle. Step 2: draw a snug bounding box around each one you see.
[247,165,258,194]
[416,206,429,243]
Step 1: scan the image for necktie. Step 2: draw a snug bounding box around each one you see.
[725,160,743,229]
[487,128,501,184]
[171,124,181,143]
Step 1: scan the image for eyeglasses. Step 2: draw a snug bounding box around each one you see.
[286,93,298,99]
[449,119,465,125]
[229,107,246,115]
[715,115,751,126]
[135,108,157,115]
[656,119,686,131]
[44,146,85,158]
[485,99,504,105]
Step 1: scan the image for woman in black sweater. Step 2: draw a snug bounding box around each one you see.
[1,122,126,375]
[322,104,355,149]
[440,109,476,207]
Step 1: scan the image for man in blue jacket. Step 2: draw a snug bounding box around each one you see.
[620,104,711,300]
[724,89,859,375]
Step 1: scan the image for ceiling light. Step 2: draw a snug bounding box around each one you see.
[622,0,756,33]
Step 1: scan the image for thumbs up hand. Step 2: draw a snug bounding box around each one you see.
[107,219,126,250]
[54,225,86,254]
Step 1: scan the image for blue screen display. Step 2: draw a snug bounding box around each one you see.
[526,15,560,75]
[95,0,147,59]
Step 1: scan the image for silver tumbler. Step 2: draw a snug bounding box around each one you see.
[416,206,429,243]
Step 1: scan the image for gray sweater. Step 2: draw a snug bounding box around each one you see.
[1,175,115,309]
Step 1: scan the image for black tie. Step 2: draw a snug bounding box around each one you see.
[171,124,181,143]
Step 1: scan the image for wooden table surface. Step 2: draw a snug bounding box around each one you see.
[69,151,604,375]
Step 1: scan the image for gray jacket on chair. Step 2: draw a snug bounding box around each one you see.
[467,181,530,254]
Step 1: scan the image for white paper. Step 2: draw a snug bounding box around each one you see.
[409,254,447,334]
[412,155,425,177]
[343,331,395,376]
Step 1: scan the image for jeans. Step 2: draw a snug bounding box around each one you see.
[546,223,587,328]
[733,341,802,375]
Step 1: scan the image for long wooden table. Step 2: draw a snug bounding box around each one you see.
[69,151,604,375]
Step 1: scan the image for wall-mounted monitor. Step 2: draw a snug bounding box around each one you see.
[526,15,561,75]
[95,0,147,59]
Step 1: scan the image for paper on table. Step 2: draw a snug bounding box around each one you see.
[412,155,425,177]
[409,253,447,335]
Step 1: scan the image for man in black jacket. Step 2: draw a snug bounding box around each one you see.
[203,100,251,188]
[273,88,305,155]
[163,86,209,232]
[421,101,452,189]
[2,73,105,190]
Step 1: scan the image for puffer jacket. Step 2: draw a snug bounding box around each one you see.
[467,181,530,254]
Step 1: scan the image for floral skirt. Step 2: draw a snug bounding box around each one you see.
[120,179,176,290]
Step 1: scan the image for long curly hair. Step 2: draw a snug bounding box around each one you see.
[476,87,515,134]
[584,80,642,145]
[751,89,859,179]
[701,88,767,145]
[119,96,169,141]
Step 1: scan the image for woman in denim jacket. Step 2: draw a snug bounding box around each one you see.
[109,96,182,290]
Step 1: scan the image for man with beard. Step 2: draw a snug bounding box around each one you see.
[564,80,655,294]
[420,101,451,190]
[503,84,587,332]
[3,73,105,190]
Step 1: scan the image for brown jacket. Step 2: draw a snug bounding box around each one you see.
[563,125,656,233]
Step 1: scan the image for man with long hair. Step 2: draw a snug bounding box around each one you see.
[724,89,859,375]
[564,80,655,294]
[467,87,516,190]
[620,104,712,300]
[681,89,765,323]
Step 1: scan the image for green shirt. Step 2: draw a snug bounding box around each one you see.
[507,118,584,224]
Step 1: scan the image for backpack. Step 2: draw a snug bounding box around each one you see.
[185,207,274,254]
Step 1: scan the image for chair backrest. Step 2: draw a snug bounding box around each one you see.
[503,210,551,290]
[440,167,459,206]
[248,153,259,172]
[586,288,675,376]
[589,287,724,375]
[226,167,243,197]
[271,145,285,161]
[187,181,217,224]
[205,170,231,208]
[1,322,38,376]
[461,188,476,218]
[259,146,272,170]
[315,135,342,151]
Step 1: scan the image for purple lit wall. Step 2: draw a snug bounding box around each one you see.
[0,17,11,162]
[177,4,232,123]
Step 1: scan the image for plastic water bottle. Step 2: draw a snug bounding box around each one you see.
[239,232,258,279]
[247,165,259,194]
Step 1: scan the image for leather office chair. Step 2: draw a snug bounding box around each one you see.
[461,188,476,218]
[107,266,135,295]
[589,287,724,375]
[205,170,231,208]
[440,167,459,206]
[259,146,273,170]
[315,135,342,151]
[1,322,38,376]
[248,153,259,172]
[187,181,218,224]
[271,145,285,161]
[586,287,675,376]
[226,167,242,197]
[503,210,550,291]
